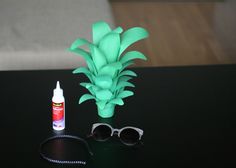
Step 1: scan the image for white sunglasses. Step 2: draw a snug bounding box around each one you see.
[90,123,144,146]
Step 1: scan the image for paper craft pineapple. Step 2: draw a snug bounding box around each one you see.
[68,21,149,118]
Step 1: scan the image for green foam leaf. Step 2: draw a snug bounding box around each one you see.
[73,67,91,74]
[96,100,107,110]
[120,61,134,72]
[99,62,122,77]
[112,27,123,34]
[109,98,124,106]
[91,85,99,93]
[94,75,113,89]
[116,81,135,91]
[95,89,113,100]
[70,38,91,50]
[73,67,93,81]
[99,33,120,63]
[92,21,111,45]
[110,76,119,92]
[120,51,147,64]
[90,45,107,71]
[119,76,133,82]
[80,82,94,89]
[119,27,149,56]
[80,83,97,95]
[68,48,96,74]
[117,90,134,99]
[111,75,132,92]
[119,70,137,77]
[79,94,95,104]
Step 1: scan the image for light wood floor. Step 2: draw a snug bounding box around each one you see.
[110,1,236,67]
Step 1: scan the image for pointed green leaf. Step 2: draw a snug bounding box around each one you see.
[111,75,133,92]
[119,27,149,55]
[72,67,94,82]
[95,89,113,100]
[68,48,96,74]
[92,21,111,45]
[80,82,94,89]
[117,90,134,99]
[116,81,135,91]
[87,87,95,95]
[110,76,119,92]
[80,82,87,88]
[109,98,124,106]
[119,76,133,82]
[119,70,137,77]
[99,33,120,63]
[70,38,91,50]
[80,83,97,95]
[68,48,90,59]
[96,100,107,110]
[112,27,123,34]
[112,76,133,93]
[79,94,95,104]
[72,67,91,74]
[91,85,99,93]
[94,75,113,89]
[120,51,147,64]
[99,62,122,77]
[69,38,96,72]
[120,61,134,72]
[90,45,107,71]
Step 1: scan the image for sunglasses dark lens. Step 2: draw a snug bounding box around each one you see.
[92,125,112,141]
[119,128,140,145]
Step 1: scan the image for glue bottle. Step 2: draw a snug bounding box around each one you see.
[52,81,65,131]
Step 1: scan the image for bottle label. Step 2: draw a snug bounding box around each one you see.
[52,102,65,130]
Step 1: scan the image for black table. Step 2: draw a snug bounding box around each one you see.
[1,64,236,167]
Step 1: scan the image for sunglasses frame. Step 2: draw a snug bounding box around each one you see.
[91,123,144,145]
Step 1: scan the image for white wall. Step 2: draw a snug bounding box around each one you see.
[0,0,114,70]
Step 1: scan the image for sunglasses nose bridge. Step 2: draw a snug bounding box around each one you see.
[112,128,119,135]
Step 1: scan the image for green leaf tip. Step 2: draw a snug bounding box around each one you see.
[112,27,123,34]
[70,38,91,50]
[116,81,135,91]
[120,51,147,64]
[72,67,90,74]
[119,27,149,55]
[119,70,137,77]
[117,90,134,99]
[109,98,124,106]
[92,21,111,45]
[79,94,95,104]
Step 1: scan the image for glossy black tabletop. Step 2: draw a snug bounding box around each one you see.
[1,64,236,167]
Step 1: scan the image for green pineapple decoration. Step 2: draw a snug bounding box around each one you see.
[68,21,149,118]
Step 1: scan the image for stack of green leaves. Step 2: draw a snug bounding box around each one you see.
[68,21,149,111]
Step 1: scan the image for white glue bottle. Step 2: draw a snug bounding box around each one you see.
[52,81,65,131]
